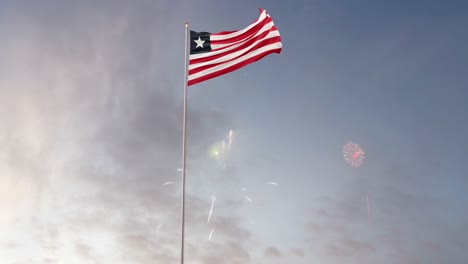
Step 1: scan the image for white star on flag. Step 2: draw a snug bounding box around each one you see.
[194,37,205,48]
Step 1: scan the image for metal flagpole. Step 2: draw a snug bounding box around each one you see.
[180,22,189,264]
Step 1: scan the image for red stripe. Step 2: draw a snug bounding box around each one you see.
[190,27,277,65]
[210,16,273,45]
[214,30,237,35]
[209,9,266,39]
[188,48,282,86]
[189,36,282,76]
[210,25,279,55]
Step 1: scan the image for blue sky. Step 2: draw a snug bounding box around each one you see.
[1,0,468,263]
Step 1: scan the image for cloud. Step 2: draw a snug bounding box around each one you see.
[303,157,468,264]
[323,238,375,258]
[289,248,305,257]
[74,242,95,260]
[264,246,281,258]
[0,1,256,263]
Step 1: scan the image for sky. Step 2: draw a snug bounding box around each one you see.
[1,0,468,263]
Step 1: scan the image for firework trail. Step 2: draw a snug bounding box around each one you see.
[343,141,365,167]
[244,196,252,203]
[207,194,216,224]
[267,182,279,186]
[177,168,193,177]
[222,140,227,167]
[227,130,234,150]
[222,140,226,157]
[156,224,163,230]
[366,193,370,223]
[208,228,215,241]
[162,182,174,186]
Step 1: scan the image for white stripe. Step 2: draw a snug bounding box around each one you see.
[190,21,276,60]
[210,21,276,51]
[188,42,282,81]
[209,10,268,41]
[189,30,280,71]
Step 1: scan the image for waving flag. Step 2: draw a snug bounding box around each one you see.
[188,8,282,86]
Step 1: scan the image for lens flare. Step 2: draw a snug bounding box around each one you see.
[208,141,223,160]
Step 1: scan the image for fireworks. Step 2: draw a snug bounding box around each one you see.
[209,130,235,159]
[177,168,193,177]
[226,129,234,150]
[162,181,174,186]
[222,140,226,157]
[343,141,365,167]
[208,228,214,241]
[366,193,371,223]
[207,193,216,224]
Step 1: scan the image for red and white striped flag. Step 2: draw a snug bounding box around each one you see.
[188,8,282,86]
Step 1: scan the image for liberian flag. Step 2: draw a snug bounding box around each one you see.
[188,8,282,86]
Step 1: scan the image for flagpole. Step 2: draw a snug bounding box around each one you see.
[181,22,189,264]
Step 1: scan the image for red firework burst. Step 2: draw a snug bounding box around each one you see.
[343,141,365,167]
